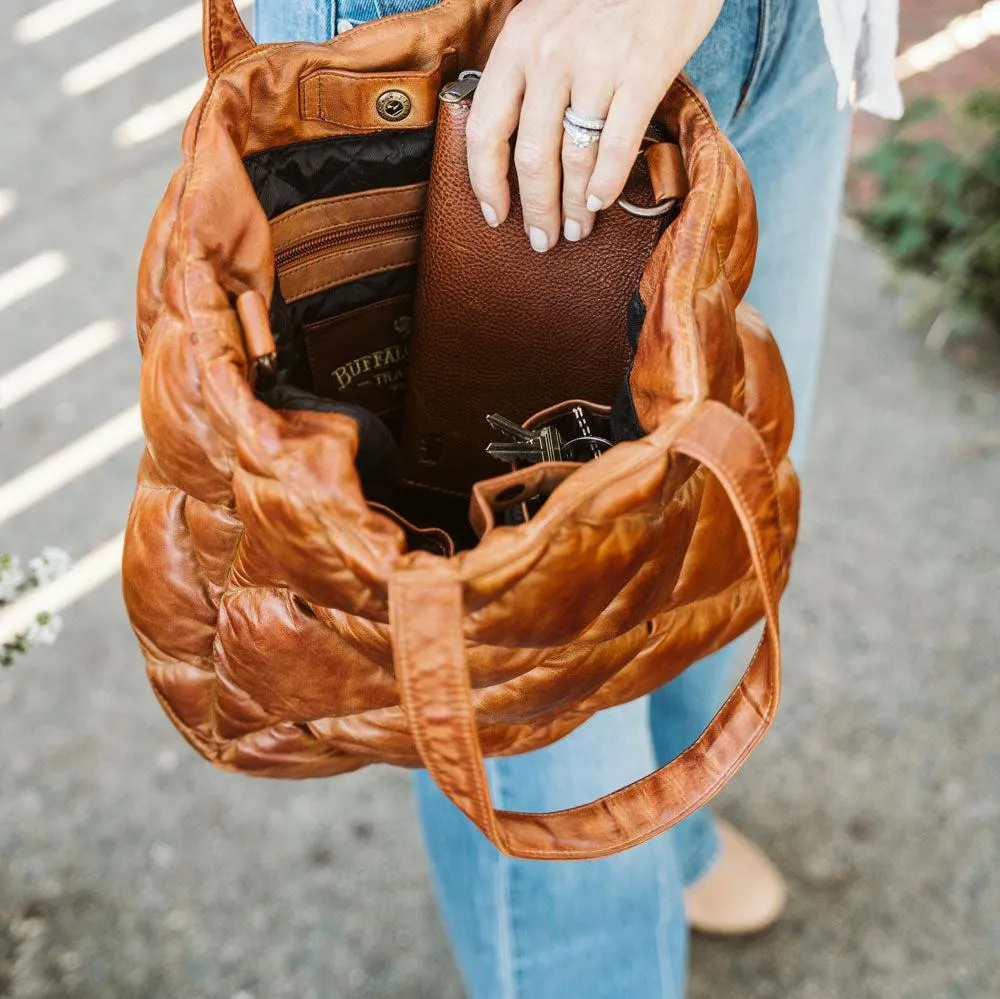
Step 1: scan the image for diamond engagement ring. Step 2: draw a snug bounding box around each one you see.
[562,106,606,148]
[563,120,602,148]
[564,107,607,131]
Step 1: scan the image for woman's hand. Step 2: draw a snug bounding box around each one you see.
[467,0,724,250]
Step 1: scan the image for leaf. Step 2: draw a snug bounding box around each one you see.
[900,96,942,126]
[965,90,1000,126]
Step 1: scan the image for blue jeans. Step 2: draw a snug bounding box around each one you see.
[257,1,851,995]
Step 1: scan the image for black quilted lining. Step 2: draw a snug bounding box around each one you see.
[244,126,435,219]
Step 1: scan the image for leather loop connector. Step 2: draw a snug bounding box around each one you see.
[469,464,577,538]
[644,142,689,204]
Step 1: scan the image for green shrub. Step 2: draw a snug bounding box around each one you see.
[855,90,1000,336]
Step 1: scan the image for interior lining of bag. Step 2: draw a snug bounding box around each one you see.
[245,127,435,220]
[244,129,432,371]
[244,127,465,544]
[242,125,651,550]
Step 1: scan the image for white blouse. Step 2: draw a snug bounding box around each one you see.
[820,0,904,118]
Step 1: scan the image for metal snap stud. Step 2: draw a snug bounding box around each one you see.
[376,90,412,123]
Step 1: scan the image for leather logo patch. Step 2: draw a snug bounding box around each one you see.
[331,329,408,393]
[304,296,413,433]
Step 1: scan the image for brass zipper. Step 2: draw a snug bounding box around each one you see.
[275,210,422,268]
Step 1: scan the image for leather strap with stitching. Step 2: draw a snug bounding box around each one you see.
[389,400,785,860]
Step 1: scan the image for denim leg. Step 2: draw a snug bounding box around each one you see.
[254,0,441,40]
[730,9,855,466]
[651,0,854,886]
[413,698,686,999]
[254,0,332,43]
[256,0,853,986]
[645,0,766,891]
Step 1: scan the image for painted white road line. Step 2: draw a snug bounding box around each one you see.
[62,3,202,96]
[62,0,251,96]
[0,251,68,316]
[14,0,124,44]
[0,533,125,645]
[0,190,15,222]
[0,320,122,409]
[0,404,142,526]
[114,79,205,148]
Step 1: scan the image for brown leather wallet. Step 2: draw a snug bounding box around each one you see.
[399,85,671,497]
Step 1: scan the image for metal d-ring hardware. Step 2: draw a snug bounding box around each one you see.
[563,434,614,452]
[617,130,683,218]
[617,196,679,218]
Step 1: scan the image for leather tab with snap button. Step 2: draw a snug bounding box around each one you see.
[299,50,457,131]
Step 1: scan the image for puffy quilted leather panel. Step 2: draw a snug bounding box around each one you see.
[124,2,798,858]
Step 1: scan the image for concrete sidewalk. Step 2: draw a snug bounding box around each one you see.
[1,231,997,998]
[688,236,1000,999]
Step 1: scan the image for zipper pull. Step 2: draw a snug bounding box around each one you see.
[236,290,278,391]
[440,70,482,104]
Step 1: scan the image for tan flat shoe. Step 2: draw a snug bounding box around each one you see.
[683,818,788,935]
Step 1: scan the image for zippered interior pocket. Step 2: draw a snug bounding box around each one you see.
[274,211,422,271]
[272,183,425,304]
[267,181,426,426]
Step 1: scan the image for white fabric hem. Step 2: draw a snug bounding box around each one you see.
[819,0,903,121]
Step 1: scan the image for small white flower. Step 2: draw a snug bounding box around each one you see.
[27,547,71,586]
[25,612,63,646]
[0,555,27,603]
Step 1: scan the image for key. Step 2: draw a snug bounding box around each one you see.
[485,414,564,466]
[485,441,549,463]
[486,413,537,443]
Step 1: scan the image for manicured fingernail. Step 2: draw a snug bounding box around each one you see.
[564,218,583,242]
[481,201,499,227]
[529,226,550,253]
[586,194,603,213]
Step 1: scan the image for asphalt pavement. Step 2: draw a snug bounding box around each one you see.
[1,1,999,997]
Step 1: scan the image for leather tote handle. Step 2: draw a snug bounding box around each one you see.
[202,0,255,73]
[389,401,786,861]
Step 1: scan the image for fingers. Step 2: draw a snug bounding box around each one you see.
[466,41,525,230]
[561,85,613,242]
[513,83,569,252]
[586,84,658,213]
[467,14,661,248]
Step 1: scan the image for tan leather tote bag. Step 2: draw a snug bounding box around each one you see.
[123,0,800,860]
